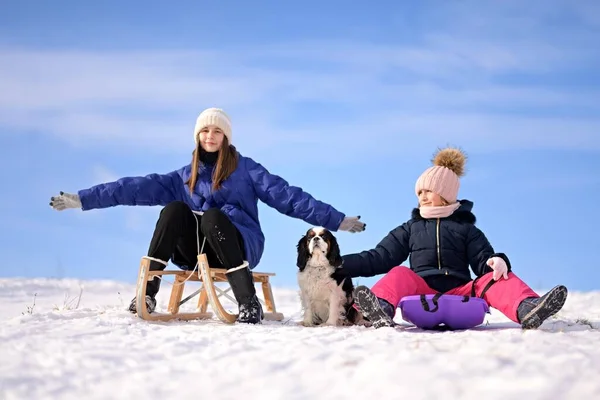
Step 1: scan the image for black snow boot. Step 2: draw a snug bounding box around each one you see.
[517,285,568,329]
[353,285,396,328]
[128,295,157,314]
[226,265,264,324]
[128,259,165,314]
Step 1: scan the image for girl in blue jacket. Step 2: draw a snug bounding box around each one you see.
[50,107,366,324]
[342,147,567,330]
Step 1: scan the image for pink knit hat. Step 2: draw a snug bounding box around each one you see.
[415,147,467,203]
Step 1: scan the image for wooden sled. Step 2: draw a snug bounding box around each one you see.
[135,254,285,324]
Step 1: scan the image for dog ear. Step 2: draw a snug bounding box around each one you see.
[327,237,343,268]
[296,236,309,271]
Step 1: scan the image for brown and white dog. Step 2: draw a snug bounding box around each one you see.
[296,226,363,327]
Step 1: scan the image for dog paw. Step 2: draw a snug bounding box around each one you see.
[332,318,352,327]
[300,320,315,327]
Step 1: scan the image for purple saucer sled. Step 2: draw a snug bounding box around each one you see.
[398,294,490,330]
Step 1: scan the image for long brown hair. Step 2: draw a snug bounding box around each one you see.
[186,137,239,194]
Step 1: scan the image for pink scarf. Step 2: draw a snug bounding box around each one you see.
[419,202,461,219]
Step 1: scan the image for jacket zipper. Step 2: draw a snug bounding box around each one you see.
[436,218,446,274]
[436,218,441,269]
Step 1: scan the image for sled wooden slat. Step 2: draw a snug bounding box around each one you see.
[135,256,284,324]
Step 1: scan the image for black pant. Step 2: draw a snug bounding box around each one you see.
[145,201,247,297]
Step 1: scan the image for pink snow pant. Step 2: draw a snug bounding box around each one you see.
[371,267,539,323]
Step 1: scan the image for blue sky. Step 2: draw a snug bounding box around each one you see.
[1,0,599,295]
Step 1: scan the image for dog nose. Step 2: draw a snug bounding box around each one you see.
[314,236,320,241]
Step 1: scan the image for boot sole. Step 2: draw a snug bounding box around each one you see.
[354,286,395,328]
[237,310,264,324]
[521,285,568,330]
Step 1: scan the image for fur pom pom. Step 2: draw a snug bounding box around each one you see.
[432,147,466,177]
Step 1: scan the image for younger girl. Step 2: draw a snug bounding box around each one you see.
[342,147,567,329]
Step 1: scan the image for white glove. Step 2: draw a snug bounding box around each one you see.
[486,257,508,280]
[50,191,82,211]
[339,216,366,233]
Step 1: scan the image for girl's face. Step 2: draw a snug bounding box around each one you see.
[198,125,224,152]
[418,189,446,207]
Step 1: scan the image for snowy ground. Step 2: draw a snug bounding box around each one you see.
[0,277,599,400]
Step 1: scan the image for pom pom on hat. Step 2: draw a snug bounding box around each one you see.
[194,108,232,145]
[432,147,466,177]
[415,147,467,203]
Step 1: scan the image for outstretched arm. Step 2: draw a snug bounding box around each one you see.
[341,223,411,278]
[52,169,186,211]
[466,225,512,277]
[246,158,347,231]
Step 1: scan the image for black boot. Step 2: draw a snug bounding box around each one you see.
[353,285,396,328]
[128,295,157,314]
[226,264,264,324]
[128,259,165,314]
[517,285,568,329]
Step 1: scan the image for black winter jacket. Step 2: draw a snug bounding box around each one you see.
[341,200,511,292]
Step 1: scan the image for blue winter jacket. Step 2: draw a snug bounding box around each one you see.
[77,151,346,269]
[341,200,511,290]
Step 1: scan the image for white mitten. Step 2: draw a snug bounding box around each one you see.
[50,191,82,211]
[339,216,366,233]
[486,257,508,280]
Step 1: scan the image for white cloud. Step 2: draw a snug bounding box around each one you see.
[0,1,599,162]
[68,164,162,231]
[92,165,119,183]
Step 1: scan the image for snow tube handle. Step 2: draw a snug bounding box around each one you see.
[420,293,471,313]
[420,293,441,312]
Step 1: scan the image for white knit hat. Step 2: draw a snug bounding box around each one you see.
[193,108,232,145]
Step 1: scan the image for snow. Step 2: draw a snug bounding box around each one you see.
[1,277,599,400]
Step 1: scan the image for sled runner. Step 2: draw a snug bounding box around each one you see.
[135,254,285,324]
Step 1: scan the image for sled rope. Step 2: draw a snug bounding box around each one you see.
[143,256,168,266]
[152,211,206,288]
